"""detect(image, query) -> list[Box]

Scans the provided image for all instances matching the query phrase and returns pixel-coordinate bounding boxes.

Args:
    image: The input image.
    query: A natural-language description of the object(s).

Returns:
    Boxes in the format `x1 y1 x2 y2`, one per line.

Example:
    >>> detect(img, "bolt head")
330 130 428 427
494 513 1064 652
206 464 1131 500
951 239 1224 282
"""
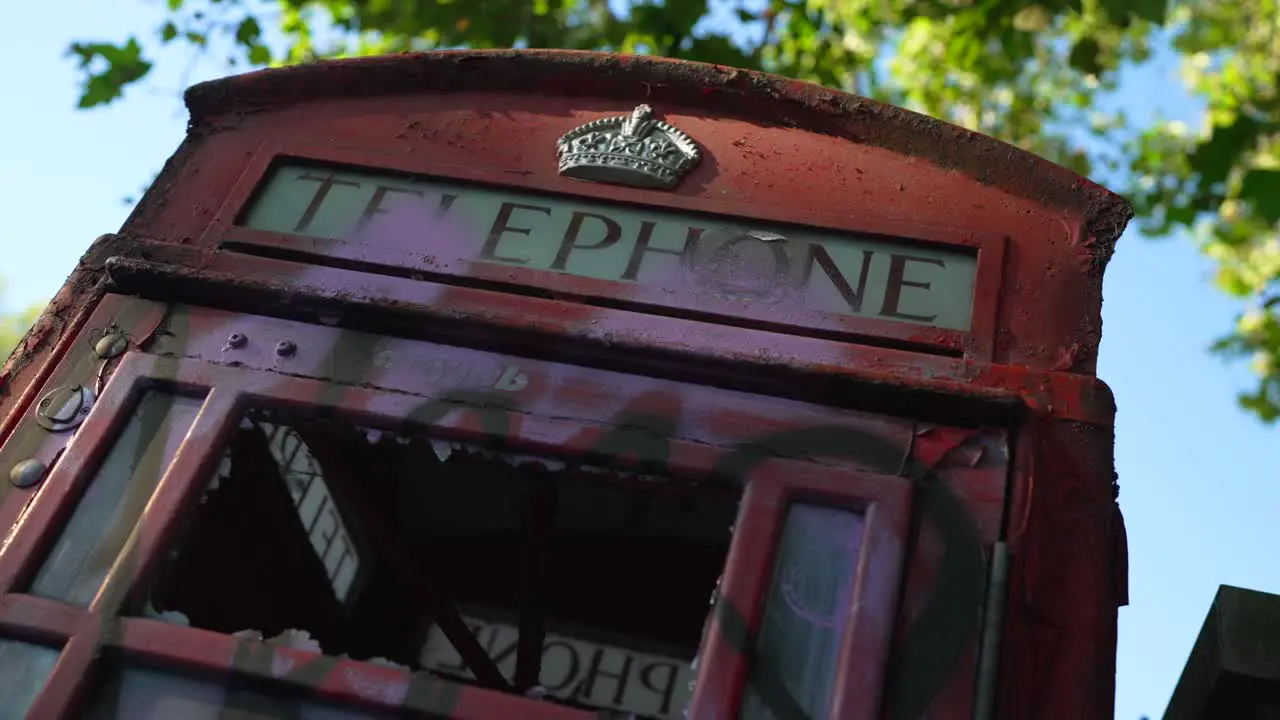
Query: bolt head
275 340 297 357
94 332 129 359
226 333 247 349
9 458 47 489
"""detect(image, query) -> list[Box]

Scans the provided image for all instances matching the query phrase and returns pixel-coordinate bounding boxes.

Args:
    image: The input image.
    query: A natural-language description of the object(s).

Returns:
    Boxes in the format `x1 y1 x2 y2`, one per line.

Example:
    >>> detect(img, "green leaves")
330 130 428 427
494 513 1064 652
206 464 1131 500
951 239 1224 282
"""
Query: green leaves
235 16 272 64
235 17 262 46
1124 0 1280 420
686 34 755 67
67 38 153 108
0 278 45 363
1100 0 1167 25
1129 0 1168 24
1012 5 1054 32
1190 115 1263 187
248 44 272 64
1240 170 1280 225
657 0 707 40
1216 304 1280 422
1069 37 1103 75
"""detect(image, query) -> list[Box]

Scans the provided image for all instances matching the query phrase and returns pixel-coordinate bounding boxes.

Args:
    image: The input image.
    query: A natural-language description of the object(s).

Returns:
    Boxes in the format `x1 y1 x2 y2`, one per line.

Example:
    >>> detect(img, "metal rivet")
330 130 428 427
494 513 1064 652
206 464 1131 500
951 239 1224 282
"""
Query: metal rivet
275 340 297 357
94 332 129 359
35 384 96 432
226 333 248 349
9 458 47 489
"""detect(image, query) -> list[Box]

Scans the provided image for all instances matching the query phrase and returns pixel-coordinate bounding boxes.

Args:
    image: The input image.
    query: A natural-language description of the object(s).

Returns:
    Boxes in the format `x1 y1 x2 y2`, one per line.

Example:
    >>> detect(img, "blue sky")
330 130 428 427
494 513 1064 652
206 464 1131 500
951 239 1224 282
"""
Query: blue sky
3 2 1278 718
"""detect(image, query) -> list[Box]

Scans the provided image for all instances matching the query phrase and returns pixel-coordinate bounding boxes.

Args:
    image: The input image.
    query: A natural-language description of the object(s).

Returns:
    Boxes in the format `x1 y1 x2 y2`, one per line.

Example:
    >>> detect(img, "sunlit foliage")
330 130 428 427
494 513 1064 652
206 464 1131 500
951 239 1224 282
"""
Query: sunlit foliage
0 280 43 364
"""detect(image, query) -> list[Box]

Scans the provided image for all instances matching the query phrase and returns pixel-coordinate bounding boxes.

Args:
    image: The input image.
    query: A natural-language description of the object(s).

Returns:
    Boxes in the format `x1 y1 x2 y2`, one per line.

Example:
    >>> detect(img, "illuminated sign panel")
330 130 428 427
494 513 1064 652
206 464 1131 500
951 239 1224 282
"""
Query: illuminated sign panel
240 164 978 331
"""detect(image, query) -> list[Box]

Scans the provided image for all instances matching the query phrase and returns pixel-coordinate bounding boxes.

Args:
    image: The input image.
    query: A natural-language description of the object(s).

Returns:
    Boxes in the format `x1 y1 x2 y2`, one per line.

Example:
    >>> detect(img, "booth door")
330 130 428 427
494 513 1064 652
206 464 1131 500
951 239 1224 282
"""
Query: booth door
0 298 1006 720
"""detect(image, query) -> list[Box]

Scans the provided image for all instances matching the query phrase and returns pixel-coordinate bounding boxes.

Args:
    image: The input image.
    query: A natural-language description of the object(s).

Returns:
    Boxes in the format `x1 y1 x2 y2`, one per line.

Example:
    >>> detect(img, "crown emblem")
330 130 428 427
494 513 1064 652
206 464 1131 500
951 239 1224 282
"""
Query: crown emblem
557 105 701 190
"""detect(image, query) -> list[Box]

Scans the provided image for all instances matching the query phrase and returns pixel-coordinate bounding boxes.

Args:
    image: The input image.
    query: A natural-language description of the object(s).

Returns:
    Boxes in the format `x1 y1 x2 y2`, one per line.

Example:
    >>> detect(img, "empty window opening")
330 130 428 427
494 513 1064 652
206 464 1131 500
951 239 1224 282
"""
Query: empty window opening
139 408 739 719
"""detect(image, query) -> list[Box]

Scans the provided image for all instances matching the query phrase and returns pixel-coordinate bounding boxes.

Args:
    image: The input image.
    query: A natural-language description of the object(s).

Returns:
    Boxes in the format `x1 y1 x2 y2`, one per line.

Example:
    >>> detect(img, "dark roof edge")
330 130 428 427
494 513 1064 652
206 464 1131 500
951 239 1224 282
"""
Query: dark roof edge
185 49 1134 249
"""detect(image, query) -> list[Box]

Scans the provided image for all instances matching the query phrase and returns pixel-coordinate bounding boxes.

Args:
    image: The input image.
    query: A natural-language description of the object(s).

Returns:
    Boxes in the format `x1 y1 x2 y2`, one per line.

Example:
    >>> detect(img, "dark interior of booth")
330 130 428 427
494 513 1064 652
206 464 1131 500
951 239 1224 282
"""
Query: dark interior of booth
137 407 739 716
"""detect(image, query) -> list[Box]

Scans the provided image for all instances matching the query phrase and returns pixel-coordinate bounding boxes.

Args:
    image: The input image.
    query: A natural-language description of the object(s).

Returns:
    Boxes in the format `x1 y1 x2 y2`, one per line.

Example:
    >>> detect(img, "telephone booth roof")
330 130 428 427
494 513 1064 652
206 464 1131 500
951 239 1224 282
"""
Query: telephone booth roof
185 49 1133 239
128 49 1136 382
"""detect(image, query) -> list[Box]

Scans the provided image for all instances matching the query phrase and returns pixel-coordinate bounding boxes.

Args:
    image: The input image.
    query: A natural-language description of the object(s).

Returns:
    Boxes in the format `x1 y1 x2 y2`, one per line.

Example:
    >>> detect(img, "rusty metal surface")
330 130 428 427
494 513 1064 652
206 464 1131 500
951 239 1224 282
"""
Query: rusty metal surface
996 416 1125 720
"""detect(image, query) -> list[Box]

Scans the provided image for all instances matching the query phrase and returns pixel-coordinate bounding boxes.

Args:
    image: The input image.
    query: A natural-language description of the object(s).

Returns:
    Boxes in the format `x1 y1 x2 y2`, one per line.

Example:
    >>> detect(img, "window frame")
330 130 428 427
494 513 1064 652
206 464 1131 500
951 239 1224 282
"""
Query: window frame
687 460 909 719
0 350 912 719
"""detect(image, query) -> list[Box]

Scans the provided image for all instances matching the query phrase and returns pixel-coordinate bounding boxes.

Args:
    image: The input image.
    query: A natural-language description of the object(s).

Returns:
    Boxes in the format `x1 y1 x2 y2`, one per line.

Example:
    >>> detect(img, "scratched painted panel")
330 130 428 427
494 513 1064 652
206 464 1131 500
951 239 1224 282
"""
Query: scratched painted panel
82 665 390 719
29 391 206 605
147 305 922 479
0 638 59 720
742 505 865 720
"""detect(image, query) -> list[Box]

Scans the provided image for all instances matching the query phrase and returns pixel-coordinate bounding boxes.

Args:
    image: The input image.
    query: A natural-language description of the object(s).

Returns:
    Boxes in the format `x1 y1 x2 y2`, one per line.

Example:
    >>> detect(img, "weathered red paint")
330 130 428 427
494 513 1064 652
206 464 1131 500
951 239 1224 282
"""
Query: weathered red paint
0 50 1129 720
98 240 1116 424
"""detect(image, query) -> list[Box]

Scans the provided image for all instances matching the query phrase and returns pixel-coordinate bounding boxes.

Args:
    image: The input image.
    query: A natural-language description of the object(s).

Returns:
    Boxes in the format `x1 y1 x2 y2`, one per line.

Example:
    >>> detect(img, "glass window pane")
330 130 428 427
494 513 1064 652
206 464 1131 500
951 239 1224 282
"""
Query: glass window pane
30 391 206 605
742 504 866 720
0 638 60 720
83 665 392 719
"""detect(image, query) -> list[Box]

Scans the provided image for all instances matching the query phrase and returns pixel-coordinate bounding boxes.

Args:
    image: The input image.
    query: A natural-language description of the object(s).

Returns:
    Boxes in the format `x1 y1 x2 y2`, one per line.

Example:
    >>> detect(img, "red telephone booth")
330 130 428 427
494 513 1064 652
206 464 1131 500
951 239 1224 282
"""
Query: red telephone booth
0 51 1130 720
